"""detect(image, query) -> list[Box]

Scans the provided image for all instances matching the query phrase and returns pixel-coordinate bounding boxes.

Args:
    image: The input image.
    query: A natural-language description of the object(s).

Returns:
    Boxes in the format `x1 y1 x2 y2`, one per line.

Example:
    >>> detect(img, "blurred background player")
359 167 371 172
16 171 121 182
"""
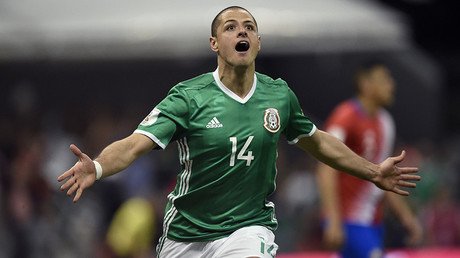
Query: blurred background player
316 60 423 258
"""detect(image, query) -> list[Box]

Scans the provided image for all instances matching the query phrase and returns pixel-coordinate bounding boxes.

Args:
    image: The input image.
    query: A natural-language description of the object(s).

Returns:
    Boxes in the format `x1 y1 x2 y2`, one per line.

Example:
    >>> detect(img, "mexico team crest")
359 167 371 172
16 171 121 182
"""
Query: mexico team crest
263 108 280 133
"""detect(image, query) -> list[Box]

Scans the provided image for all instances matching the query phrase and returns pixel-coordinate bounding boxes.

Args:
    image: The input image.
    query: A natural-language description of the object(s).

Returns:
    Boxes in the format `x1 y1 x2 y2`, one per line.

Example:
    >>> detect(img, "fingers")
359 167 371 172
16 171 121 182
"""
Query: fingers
60 173 76 190
397 180 417 188
396 169 420 190
57 168 74 182
69 144 83 159
392 187 409 196
399 167 421 185
67 181 79 196
395 172 420 195
57 144 83 182
74 187 83 203
62 176 85 203
400 173 421 181
399 166 419 175
393 150 406 164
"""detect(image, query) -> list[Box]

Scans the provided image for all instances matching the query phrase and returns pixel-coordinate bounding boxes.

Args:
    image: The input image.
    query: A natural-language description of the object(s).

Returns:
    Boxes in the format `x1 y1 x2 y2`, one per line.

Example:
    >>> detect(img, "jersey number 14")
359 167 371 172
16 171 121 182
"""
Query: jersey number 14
229 136 254 166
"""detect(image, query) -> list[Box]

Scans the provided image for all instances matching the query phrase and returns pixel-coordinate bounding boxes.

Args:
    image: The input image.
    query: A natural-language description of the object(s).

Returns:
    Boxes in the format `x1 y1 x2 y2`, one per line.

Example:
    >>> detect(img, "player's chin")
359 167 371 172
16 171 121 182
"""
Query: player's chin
384 98 394 106
235 53 256 64
380 96 394 106
232 60 254 69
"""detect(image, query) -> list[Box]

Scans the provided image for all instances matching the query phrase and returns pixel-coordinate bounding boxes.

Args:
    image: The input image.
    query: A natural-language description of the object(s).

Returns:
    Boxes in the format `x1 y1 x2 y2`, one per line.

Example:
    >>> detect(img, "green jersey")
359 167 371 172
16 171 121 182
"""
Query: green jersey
135 69 316 243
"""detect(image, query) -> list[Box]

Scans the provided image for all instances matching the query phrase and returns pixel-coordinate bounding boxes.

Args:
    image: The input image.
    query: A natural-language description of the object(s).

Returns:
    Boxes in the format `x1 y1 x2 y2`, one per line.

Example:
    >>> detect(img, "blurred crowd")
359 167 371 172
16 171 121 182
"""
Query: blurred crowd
1 84 460 258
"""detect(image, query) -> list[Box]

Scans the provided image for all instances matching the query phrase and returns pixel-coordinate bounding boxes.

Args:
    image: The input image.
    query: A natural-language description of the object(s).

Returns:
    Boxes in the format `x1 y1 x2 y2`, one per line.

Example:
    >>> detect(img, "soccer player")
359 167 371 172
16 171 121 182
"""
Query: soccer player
58 6 420 258
316 61 423 258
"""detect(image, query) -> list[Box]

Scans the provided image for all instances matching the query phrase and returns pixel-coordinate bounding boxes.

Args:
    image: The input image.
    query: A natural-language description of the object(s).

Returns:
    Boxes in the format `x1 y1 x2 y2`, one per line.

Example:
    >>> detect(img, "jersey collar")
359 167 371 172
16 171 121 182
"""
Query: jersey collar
212 68 257 104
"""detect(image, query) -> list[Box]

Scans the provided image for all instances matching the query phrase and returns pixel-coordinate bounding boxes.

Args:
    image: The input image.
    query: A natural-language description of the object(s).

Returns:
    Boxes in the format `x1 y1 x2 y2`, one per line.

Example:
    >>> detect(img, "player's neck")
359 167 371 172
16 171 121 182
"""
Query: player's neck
357 96 380 116
217 65 255 98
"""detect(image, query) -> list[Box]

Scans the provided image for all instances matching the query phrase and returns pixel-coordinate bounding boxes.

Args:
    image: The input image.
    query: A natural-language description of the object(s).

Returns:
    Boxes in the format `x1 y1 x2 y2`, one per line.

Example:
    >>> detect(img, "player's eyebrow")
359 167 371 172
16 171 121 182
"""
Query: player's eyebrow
223 19 256 26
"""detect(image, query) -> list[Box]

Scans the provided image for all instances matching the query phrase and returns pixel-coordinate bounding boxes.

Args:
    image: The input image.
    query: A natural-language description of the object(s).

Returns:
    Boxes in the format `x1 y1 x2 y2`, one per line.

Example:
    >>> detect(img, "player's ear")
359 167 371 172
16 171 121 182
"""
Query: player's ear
210 37 218 52
257 35 261 51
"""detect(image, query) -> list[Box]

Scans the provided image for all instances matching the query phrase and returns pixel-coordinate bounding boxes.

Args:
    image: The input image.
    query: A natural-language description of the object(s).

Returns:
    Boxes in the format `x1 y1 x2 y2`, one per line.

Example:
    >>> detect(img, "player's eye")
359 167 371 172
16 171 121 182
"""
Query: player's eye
226 25 235 31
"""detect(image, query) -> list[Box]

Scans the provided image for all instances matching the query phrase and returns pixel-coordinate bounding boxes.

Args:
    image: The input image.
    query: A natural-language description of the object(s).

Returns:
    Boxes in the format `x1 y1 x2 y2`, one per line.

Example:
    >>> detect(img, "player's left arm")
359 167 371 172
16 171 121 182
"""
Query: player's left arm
385 192 423 246
296 129 420 196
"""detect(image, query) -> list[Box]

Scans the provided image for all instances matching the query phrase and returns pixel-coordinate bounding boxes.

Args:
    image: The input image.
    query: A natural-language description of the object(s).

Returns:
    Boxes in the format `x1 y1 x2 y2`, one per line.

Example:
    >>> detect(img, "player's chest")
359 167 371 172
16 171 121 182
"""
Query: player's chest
187 96 288 143
348 120 384 158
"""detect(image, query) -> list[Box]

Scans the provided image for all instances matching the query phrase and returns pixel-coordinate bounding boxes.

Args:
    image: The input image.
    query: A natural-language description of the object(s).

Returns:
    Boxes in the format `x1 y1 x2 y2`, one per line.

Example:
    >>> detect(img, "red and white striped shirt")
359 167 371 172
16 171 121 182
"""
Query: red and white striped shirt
325 99 395 225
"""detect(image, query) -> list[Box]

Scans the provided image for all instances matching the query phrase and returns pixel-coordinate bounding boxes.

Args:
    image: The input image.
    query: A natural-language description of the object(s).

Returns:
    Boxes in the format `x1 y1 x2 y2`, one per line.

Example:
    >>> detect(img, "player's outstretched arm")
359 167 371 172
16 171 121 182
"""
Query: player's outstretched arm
296 129 420 196
57 133 156 202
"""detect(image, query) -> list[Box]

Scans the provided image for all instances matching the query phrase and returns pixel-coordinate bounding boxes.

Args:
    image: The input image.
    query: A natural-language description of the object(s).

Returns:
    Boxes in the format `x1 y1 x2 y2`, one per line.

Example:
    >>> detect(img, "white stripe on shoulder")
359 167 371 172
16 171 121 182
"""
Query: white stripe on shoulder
133 129 166 149
287 125 317 145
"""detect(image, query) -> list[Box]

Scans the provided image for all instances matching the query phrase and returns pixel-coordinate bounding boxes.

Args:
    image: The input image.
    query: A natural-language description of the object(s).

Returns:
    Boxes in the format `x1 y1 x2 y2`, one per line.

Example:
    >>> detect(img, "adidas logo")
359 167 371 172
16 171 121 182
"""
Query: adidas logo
206 117 223 128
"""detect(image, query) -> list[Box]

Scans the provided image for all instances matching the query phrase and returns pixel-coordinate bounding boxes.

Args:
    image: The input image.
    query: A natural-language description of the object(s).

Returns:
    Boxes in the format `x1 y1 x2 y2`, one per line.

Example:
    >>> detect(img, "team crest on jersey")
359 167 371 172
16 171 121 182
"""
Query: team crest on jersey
263 108 280 133
140 108 160 126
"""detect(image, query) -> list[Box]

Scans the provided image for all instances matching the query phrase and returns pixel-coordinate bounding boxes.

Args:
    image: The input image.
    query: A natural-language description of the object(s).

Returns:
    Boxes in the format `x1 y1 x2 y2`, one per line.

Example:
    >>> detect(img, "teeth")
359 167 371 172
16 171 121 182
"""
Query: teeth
235 41 250 52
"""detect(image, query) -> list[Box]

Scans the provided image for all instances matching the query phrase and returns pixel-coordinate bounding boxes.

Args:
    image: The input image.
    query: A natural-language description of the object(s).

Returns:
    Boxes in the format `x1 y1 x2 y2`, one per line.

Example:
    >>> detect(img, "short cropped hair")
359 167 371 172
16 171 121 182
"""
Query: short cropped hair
211 6 258 37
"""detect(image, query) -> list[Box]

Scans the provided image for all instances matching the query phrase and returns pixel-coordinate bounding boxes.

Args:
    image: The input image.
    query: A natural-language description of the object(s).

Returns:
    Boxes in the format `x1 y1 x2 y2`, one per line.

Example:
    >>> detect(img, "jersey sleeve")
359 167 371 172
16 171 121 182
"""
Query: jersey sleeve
134 85 189 149
284 88 317 144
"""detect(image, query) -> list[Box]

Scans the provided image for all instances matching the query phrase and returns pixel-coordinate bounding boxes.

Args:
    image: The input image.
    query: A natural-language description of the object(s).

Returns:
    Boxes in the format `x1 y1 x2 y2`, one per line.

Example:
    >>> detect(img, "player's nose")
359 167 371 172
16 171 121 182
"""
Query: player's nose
238 30 248 37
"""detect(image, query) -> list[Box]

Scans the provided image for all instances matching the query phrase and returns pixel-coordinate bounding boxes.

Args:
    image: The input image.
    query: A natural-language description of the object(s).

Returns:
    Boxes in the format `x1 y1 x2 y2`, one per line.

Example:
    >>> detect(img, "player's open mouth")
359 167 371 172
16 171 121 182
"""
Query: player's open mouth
235 41 250 52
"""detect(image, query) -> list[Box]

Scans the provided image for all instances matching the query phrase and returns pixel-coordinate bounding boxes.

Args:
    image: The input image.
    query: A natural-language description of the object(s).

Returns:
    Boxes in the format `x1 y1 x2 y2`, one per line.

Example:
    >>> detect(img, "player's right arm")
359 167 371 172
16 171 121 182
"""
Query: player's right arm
57 133 156 202
316 162 344 250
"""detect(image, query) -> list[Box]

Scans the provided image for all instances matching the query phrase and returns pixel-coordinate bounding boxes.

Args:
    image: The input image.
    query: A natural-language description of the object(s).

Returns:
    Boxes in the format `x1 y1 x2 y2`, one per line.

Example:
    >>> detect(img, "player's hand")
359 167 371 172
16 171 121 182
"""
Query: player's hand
373 150 420 196
323 221 344 250
404 218 424 247
57 144 96 202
